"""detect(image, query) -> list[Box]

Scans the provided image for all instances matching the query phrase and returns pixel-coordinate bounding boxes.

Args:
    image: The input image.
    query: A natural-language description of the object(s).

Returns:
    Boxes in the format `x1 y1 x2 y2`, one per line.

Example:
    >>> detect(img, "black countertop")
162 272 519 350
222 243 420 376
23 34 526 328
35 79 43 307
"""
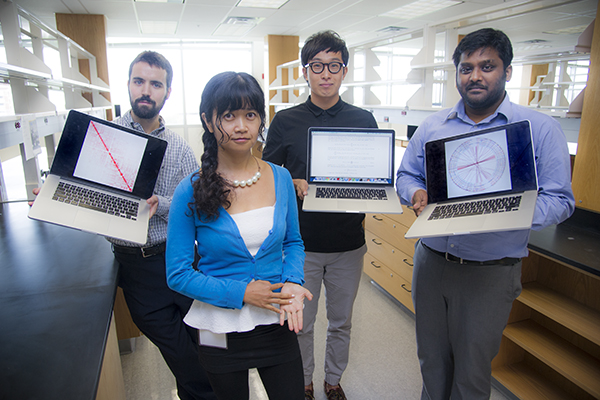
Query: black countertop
0 202 118 400
528 207 600 277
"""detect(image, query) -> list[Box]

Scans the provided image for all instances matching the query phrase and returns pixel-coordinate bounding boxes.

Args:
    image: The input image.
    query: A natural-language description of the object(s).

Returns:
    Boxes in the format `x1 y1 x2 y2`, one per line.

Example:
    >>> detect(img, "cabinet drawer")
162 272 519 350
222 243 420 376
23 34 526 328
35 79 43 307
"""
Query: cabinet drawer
366 214 417 256
383 206 417 227
365 230 414 283
364 253 414 313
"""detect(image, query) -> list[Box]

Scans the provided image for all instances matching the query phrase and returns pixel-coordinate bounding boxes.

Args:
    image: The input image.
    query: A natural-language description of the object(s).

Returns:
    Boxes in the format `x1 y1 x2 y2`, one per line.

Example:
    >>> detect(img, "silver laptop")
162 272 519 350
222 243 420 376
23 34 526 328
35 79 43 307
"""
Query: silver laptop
29 110 167 244
302 127 403 214
405 120 538 239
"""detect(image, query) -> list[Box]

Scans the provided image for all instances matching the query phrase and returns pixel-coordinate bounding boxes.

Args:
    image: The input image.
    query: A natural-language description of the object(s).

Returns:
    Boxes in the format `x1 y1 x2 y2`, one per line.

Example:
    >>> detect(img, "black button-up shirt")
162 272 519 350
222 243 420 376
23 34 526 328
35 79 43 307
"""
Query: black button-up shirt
263 97 378 253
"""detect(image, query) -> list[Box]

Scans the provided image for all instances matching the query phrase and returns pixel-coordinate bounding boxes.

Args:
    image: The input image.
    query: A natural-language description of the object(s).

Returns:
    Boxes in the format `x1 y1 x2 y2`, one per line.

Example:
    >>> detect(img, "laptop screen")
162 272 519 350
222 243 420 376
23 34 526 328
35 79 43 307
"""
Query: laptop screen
50 110 167 199
74 120 148 193
425 120 538 203
308 128 395 185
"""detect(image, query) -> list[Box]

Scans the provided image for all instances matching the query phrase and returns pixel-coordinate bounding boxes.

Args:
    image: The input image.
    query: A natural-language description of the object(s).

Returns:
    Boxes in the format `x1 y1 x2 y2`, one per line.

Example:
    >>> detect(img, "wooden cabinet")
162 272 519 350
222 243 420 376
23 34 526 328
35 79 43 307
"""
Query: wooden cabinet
365 206 600 399
491 213 600 400
363 207 417 313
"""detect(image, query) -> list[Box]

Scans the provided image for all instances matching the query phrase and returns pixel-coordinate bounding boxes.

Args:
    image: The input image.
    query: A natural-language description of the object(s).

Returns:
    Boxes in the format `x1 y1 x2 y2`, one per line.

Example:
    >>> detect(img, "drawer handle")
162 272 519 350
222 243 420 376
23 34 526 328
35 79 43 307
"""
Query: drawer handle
371 238 383 245
370 261 381 269
372 215 383 221
401 284 412 293
403 258 413 267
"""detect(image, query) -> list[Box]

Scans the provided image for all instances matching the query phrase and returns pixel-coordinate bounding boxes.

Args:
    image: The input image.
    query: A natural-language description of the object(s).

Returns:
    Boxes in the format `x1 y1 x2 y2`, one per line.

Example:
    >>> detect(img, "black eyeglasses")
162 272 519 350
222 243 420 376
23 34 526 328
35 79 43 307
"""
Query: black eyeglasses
304 61 345 74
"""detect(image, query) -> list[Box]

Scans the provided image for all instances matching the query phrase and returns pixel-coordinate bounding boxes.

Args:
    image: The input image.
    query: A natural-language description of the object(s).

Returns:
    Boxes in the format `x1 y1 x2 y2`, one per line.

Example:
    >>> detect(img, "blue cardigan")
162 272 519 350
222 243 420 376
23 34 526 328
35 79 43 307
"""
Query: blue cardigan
166 162 305 310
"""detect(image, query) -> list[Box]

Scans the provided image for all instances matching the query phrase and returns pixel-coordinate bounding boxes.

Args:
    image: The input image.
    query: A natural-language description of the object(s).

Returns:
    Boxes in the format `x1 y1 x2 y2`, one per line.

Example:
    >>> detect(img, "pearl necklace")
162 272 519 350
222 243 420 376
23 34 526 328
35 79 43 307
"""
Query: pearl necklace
229 158 262 188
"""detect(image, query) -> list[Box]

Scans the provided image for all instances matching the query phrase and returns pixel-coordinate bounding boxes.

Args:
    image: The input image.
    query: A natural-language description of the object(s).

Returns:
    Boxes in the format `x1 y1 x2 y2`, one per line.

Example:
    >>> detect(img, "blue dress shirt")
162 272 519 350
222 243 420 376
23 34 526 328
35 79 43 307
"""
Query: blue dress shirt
396 95 575 261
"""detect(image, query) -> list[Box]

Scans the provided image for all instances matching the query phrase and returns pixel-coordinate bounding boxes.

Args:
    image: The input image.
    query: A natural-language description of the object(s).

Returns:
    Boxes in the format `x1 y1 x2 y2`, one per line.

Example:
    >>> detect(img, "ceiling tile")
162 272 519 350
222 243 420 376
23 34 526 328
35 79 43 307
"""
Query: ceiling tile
134 2 185 20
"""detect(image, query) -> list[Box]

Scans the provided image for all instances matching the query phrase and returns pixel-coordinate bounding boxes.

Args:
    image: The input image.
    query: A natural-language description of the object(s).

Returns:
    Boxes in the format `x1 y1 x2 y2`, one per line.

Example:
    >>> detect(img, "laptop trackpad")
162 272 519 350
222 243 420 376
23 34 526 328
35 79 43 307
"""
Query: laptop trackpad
74 211 109 233
341 200 367 212
448 217 485 232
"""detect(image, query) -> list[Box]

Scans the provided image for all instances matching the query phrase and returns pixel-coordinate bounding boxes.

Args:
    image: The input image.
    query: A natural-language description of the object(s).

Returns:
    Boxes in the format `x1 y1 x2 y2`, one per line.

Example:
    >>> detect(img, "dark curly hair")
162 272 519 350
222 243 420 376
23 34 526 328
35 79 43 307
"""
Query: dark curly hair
190 72 266 221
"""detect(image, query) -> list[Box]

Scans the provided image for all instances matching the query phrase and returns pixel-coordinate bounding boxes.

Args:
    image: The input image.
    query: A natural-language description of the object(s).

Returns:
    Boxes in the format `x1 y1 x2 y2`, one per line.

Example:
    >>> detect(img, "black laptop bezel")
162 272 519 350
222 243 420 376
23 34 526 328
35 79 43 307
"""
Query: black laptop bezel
306 127 396 187
50 110 168 199
424 120 538 204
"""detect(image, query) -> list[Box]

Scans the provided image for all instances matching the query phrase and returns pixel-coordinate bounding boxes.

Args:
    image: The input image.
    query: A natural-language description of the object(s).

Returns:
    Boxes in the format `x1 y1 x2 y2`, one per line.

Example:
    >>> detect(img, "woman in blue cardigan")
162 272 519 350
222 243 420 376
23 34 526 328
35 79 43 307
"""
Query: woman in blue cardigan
166 71 312 400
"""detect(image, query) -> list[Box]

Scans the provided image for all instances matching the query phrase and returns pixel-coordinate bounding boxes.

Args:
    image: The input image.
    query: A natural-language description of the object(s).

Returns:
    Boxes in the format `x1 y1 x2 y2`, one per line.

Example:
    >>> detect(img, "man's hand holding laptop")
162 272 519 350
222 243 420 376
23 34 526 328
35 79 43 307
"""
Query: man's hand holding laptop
411 189 428 217
293 179 309 200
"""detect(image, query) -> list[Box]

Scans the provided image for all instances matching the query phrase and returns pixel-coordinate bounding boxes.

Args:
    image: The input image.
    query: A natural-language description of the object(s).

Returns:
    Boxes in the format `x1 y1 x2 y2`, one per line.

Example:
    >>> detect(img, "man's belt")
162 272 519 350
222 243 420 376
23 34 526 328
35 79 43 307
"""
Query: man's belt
113 242 166 258
421 242 520 266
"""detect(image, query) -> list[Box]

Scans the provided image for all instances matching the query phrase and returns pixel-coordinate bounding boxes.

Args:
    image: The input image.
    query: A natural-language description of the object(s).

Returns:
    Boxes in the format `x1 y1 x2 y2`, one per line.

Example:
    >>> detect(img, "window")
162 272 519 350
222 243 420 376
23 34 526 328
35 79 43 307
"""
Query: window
107 41 253 126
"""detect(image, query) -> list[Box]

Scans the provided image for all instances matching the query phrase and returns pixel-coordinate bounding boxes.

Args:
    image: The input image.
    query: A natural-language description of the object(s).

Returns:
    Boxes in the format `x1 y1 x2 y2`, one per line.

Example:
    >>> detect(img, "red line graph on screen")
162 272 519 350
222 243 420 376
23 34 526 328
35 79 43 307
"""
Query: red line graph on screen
448 137 506 192
73 121 147 193
90 121 132 191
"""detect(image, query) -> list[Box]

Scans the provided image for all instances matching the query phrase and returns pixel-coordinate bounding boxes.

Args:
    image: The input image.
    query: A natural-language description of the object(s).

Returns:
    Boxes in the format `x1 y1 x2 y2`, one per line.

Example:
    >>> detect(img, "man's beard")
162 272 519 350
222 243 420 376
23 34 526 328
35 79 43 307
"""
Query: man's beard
130 95 165 119
458 74 507 111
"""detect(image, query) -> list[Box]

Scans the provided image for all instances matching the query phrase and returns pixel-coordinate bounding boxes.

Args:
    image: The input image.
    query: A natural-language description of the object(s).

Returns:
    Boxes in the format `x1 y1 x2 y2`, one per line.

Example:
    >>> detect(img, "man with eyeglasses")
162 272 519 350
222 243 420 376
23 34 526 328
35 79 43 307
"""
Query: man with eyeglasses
263 30 378 400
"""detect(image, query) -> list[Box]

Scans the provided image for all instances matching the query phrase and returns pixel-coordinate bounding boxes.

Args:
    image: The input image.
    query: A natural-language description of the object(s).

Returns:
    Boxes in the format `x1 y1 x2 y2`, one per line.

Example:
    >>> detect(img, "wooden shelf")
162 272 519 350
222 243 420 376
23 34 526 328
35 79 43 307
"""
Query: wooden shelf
518 282 600 346
504 320 600 398
493 362 576 400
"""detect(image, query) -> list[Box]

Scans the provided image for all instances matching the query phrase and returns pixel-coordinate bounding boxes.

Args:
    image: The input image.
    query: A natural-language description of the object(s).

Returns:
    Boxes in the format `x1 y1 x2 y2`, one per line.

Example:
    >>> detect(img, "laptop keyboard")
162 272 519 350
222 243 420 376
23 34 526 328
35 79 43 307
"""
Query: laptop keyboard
52 182 139 220
428 195 522 220
316 187 388 200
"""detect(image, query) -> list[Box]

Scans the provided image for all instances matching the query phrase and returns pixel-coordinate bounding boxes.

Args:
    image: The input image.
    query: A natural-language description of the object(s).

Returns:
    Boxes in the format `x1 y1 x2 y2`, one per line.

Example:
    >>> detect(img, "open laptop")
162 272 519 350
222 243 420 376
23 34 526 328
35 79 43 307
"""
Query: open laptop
302 127 403 214
405 120 538 239
29 109 168 244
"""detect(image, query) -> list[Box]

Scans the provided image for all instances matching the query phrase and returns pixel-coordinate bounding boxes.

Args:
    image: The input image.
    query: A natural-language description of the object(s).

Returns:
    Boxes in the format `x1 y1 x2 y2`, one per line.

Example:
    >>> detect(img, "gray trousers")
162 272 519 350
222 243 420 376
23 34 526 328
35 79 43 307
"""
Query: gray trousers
297 245 367 386
413 240 522 400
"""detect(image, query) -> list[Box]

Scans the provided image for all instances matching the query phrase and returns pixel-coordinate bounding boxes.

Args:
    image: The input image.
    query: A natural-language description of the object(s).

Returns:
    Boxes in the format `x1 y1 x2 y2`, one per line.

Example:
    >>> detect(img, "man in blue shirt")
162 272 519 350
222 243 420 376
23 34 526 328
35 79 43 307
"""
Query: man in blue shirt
396 28 574 400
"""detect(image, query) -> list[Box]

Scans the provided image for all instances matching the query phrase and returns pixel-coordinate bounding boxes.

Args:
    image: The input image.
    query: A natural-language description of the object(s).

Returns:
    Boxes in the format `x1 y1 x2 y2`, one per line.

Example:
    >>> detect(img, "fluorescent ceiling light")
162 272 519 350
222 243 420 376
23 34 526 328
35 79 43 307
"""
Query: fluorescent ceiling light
382 0 462 20
213 16 263 37
134 0 184 3
140 21 178 34
236 0 289 9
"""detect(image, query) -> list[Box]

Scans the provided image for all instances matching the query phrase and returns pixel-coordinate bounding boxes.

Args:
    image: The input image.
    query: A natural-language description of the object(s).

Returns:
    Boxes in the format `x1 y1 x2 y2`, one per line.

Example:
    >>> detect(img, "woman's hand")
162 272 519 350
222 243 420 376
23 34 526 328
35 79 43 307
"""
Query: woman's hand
243 280 293 314
280 282 313 333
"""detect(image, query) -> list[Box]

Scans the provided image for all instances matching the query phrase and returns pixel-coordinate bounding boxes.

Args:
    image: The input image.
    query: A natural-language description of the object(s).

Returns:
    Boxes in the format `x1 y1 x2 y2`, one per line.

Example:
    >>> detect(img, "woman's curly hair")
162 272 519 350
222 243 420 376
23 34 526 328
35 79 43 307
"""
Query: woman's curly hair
189 72 266 221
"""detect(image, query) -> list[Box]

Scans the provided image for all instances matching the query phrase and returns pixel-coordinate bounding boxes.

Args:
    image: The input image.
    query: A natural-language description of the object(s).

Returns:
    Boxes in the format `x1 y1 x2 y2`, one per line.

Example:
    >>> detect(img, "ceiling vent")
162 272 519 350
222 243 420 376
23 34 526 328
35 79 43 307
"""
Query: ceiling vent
213 17 263 37
377 26 407 34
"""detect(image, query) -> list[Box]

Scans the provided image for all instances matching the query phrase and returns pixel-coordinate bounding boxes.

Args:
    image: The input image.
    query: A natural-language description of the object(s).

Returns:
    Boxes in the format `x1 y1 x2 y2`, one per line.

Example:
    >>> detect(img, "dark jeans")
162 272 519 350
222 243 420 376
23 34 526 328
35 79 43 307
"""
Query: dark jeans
114 248 216 400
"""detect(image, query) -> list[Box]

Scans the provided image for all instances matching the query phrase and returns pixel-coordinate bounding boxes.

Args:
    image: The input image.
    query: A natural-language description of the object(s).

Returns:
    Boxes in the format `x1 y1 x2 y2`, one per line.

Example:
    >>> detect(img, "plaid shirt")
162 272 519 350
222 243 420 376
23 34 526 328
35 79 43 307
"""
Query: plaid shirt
108 111 199 247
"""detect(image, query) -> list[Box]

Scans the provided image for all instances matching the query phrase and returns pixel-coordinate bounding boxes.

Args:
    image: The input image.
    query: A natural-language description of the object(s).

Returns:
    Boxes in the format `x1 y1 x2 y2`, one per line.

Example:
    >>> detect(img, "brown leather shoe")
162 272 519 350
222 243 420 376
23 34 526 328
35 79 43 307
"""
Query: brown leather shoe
324 381 347 400
305 382 315 400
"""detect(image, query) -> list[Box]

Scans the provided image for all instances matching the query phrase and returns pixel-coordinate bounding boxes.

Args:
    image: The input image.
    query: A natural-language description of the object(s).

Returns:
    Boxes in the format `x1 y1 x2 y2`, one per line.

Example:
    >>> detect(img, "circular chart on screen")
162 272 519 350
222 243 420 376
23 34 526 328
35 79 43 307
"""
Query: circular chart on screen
447 137 506 193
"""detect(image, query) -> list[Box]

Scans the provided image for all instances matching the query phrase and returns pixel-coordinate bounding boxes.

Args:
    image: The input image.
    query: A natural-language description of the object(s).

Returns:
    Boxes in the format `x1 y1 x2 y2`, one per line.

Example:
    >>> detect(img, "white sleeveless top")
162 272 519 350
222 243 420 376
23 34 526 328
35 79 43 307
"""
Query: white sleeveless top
183 205 281 334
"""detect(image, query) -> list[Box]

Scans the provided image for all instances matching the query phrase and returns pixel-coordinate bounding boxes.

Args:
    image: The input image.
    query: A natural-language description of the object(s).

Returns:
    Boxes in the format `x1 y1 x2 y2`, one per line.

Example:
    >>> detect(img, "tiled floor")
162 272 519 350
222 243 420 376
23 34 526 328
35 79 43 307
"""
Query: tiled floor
120 271 511 400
